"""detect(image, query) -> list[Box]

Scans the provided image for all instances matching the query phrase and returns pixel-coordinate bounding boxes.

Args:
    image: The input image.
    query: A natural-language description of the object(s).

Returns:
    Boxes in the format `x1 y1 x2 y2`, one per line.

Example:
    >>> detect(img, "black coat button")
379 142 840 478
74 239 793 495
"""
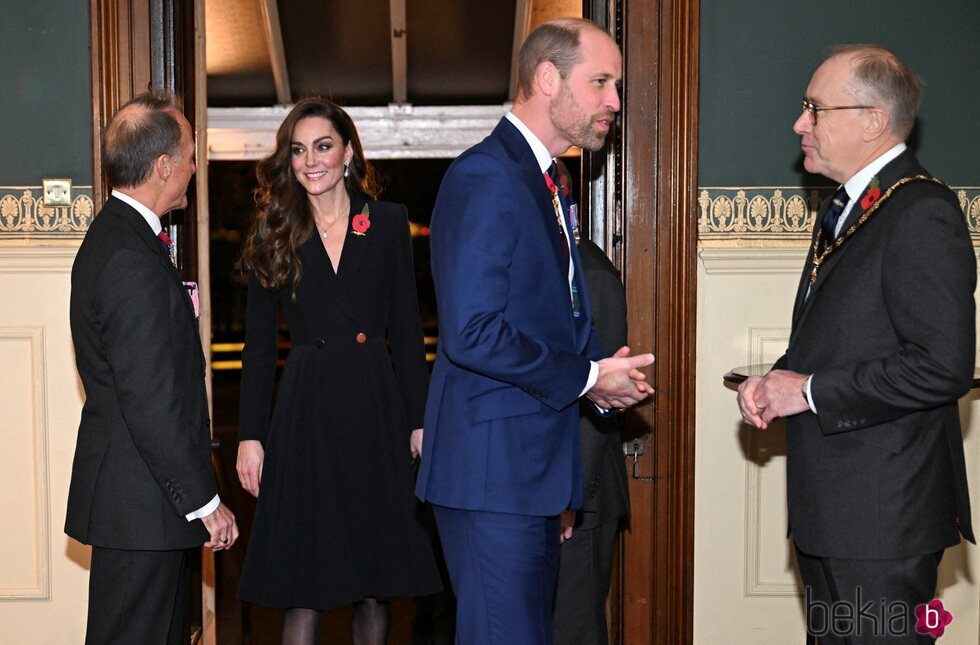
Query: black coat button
315 339 325 349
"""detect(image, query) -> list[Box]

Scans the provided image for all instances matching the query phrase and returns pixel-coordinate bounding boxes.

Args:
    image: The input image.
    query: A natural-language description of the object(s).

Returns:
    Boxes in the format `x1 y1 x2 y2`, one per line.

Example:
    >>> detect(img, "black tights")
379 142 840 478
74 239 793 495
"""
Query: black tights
281 598 390 645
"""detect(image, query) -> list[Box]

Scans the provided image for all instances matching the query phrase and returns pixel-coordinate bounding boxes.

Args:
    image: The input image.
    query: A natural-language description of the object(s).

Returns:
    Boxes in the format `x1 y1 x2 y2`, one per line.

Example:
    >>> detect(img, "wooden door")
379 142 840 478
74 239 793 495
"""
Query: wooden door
582 1 699 642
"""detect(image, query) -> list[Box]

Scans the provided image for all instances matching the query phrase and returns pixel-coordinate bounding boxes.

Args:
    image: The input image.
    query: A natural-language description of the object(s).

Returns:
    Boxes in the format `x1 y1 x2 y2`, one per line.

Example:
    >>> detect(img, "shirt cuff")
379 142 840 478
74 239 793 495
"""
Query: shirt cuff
805 375 817 414
580 361 600 398
185 494 220 522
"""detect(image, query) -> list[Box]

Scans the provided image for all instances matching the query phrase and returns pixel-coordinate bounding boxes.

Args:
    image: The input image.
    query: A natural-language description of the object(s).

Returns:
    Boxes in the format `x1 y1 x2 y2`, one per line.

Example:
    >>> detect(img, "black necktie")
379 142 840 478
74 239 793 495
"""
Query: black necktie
820 186 849 242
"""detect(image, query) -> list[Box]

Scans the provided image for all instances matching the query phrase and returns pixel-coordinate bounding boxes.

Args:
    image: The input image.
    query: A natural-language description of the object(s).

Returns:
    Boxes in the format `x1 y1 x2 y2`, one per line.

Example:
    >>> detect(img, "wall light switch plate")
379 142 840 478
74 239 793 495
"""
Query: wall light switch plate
43 179 72 207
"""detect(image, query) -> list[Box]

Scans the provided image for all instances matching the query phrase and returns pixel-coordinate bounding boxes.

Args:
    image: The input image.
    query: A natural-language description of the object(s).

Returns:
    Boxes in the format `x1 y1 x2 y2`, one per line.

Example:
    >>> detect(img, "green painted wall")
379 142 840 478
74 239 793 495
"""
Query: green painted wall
699 0 980 187
0 0 93 185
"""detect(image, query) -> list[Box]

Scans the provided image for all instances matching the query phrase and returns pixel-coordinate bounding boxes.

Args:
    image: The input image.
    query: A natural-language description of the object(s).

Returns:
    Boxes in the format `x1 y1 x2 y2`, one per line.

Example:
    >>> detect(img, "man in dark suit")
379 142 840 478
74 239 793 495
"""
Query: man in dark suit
416 18 653 645
737 46 975 643
66 93 238 644
553 236 631 645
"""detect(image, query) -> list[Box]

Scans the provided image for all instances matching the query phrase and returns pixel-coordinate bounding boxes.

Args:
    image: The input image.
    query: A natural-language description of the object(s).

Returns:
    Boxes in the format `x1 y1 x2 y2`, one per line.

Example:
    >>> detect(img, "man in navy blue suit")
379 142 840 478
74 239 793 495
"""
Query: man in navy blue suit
416 18 654 644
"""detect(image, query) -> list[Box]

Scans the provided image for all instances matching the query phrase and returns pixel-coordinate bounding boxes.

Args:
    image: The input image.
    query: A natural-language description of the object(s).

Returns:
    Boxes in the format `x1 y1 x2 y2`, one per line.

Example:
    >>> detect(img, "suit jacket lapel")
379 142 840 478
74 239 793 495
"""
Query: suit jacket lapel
792 150 921 335
494 119 590 344
108 197 196 320
337 194 370 283
299 226 361 326
495 120 571 275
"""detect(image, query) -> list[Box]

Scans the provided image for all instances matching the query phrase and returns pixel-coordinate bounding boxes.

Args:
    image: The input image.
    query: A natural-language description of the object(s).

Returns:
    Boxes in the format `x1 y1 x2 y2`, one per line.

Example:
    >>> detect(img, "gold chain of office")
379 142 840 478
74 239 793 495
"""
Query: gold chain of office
809 175 949 285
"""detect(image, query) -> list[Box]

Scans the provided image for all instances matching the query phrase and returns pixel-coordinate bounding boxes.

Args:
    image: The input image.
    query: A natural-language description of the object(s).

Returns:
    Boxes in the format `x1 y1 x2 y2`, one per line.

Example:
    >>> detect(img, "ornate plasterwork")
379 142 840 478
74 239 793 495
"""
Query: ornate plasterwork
698 186 980 247
0 187 94 237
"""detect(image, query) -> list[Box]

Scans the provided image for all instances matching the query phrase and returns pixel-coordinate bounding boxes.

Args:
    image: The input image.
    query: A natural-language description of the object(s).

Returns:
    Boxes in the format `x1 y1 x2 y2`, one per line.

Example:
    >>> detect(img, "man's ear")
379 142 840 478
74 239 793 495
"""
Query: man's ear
536 61 561 98
155 154 172 182
864 108 891 141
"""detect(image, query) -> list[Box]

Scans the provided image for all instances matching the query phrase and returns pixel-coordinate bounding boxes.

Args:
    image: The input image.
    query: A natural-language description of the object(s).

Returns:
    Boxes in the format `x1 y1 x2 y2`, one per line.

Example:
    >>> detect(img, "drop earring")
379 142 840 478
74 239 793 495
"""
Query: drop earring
343 163 350 178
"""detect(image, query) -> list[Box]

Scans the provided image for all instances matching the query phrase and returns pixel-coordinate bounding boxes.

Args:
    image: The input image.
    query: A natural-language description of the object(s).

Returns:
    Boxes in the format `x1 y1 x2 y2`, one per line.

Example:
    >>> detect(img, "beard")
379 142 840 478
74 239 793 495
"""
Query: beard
549 84 610 152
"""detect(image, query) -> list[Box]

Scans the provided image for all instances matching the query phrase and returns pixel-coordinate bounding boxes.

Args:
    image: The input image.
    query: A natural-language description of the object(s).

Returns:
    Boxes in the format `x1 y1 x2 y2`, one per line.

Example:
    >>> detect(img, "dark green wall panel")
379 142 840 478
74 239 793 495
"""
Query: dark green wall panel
0 0 93 185
699 0 980 187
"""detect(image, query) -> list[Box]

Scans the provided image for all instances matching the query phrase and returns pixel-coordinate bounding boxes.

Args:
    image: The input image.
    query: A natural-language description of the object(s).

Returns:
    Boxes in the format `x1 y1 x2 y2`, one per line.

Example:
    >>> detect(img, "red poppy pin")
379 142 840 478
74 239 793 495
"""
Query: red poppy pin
860 176 881 210
351 204 371 236
560 176 570 197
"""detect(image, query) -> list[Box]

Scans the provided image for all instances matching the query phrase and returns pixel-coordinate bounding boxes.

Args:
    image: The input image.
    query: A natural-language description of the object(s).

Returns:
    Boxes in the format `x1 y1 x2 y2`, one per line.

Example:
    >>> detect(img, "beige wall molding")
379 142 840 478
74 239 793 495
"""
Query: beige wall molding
0 245 80 273
742 326 799 597
698 186 980 246
0 326 51 600
699 247 807 275
0 187 94 237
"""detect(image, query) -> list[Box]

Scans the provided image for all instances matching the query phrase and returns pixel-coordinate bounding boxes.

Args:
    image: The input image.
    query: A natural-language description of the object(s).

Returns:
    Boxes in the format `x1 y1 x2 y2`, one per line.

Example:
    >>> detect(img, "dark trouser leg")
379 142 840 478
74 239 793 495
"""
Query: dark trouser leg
553 517 619 645
86 547 186 645
796 543 943 644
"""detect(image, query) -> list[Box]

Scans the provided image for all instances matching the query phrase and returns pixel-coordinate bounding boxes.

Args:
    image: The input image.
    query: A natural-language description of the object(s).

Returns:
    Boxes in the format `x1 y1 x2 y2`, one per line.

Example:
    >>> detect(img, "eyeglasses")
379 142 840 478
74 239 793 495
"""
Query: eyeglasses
801 98 874 126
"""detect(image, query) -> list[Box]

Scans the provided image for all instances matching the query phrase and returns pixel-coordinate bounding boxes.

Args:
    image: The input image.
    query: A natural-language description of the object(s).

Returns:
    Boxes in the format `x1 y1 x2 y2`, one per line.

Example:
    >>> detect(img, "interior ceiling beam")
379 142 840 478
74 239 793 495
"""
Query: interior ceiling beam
390 0 408 104
509 0 533 102
258 0 291 104
208 104 514 160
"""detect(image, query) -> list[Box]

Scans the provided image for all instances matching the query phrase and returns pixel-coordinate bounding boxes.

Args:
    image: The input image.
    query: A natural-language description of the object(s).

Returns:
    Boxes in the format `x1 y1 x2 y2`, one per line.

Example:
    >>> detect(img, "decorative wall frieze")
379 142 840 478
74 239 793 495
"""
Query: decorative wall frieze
698 186 980 247
0 187 94 238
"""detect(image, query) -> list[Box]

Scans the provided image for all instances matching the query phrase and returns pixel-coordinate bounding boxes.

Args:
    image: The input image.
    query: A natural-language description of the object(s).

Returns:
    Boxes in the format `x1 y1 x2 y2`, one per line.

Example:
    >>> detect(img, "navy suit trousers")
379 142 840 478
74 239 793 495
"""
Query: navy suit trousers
433 505 560 645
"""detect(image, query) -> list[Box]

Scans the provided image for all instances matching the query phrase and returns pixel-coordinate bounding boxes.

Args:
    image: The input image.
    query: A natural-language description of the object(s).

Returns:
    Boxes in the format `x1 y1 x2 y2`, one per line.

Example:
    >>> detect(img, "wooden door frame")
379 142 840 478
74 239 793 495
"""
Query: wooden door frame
584 0 699 642
621 1 698 642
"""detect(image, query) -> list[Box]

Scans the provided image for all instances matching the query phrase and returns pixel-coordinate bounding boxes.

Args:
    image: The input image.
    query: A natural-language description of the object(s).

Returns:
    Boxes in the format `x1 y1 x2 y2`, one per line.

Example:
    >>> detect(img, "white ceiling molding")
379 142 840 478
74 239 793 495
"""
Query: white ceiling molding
207 104 511 160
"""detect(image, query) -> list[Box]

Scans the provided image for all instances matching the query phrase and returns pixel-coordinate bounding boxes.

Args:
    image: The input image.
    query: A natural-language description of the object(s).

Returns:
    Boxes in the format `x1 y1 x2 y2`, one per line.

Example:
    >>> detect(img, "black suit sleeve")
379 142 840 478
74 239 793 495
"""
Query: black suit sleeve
97 249 217 516
239 274 280 443
812 191 976 432
387 205 429 430
584 247 628 356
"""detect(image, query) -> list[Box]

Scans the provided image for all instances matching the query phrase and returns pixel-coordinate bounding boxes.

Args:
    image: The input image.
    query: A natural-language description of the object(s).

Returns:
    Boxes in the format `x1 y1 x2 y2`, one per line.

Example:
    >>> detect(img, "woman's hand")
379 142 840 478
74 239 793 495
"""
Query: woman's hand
410 428 424 460
237 439 265 498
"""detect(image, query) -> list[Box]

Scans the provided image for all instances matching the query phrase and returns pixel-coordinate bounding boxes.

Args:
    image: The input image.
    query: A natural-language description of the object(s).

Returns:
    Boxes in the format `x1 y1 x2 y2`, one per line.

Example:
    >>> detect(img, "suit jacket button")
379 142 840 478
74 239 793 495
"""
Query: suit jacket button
315 339 325 349
356 332 367 344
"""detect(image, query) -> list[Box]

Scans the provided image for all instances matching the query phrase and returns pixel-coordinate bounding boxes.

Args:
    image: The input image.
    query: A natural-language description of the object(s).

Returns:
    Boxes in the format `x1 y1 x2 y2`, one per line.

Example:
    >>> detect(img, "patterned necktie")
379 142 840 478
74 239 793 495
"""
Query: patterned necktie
820 185 849 243
158 230 176 266
544 162 570 264
544 162 582 316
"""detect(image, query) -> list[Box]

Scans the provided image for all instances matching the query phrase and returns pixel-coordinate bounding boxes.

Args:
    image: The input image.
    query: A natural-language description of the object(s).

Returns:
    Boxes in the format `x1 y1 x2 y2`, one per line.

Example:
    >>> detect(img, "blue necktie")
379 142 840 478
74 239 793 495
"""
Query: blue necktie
820 186 849 242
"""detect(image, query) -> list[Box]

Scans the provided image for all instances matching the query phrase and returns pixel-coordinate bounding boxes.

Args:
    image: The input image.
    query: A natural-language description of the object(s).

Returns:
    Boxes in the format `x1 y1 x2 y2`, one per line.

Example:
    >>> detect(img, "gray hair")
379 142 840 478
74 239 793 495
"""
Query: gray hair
103 92 183 188
829 44 923 140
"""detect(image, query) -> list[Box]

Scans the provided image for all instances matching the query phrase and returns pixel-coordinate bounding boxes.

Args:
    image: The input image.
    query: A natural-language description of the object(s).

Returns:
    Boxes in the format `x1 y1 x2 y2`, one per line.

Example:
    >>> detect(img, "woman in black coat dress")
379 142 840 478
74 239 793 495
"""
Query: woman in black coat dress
236 98 441 644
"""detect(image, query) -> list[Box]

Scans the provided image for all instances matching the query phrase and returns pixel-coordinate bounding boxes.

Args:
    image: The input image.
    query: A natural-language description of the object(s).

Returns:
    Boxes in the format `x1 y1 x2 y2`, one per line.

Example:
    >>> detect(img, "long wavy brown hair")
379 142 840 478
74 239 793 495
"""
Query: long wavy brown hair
240 98 379 296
